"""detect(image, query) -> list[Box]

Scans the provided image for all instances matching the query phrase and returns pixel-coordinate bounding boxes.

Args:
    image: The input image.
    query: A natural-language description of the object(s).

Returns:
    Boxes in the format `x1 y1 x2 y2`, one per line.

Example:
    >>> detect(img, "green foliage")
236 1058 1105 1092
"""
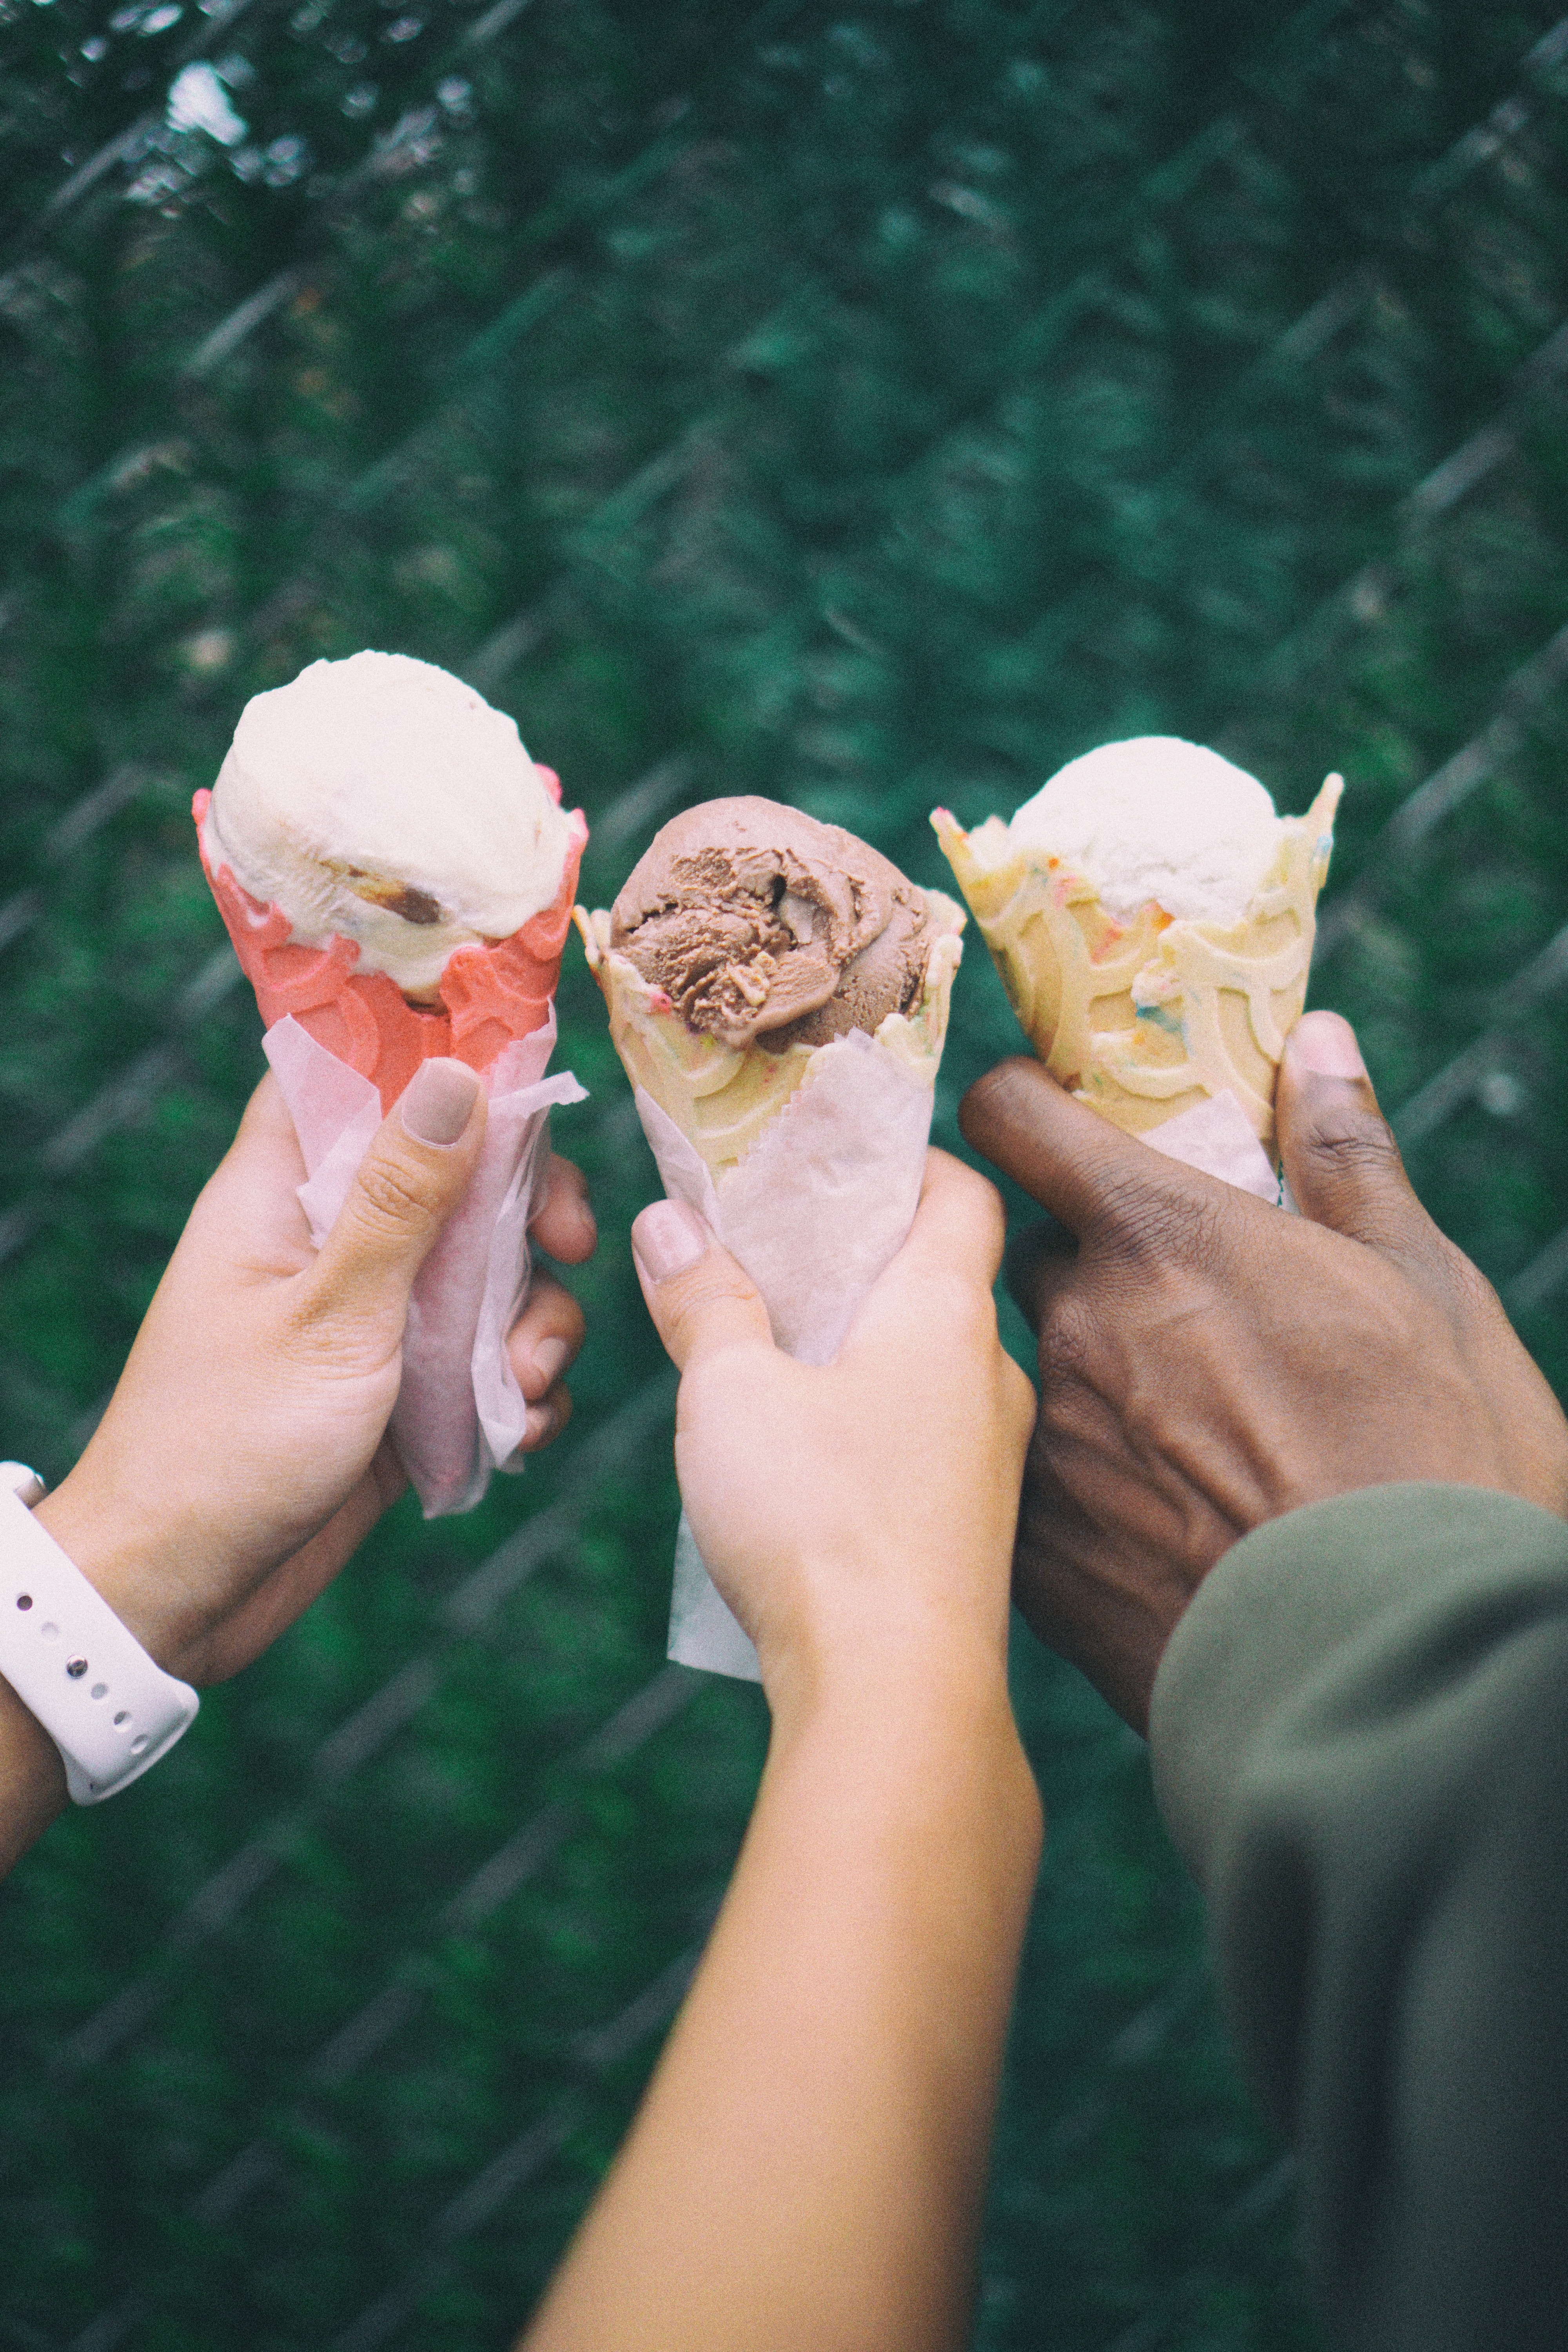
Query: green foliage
3 0 1568 2343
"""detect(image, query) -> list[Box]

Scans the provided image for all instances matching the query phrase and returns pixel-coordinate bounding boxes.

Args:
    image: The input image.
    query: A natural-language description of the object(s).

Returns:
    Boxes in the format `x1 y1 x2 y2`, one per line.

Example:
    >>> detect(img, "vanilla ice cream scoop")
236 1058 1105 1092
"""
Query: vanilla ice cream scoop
1009 736 1281 926
932 738 1340 1163
203 650 573 1000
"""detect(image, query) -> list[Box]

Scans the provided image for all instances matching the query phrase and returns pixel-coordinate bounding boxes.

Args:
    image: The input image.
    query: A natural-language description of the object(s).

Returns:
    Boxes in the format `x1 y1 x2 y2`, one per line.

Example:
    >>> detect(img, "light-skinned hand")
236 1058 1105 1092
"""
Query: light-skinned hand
33 1057 596 1687
959 1010 1568 1733
523 1149 1040 2352
628 1148 1036 1719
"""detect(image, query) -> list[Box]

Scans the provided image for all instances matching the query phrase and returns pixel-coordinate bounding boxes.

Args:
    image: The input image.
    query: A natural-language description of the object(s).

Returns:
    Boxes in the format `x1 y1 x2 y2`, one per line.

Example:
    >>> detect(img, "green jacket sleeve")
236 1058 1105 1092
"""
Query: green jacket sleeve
1148 1483 1568 2352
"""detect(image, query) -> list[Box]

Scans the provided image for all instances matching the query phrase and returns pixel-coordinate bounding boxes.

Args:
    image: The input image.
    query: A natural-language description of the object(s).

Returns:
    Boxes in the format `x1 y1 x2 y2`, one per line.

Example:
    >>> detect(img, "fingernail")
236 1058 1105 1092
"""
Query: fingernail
523 1400 557 1446
401 1058 480 1146
632 1198 708 1284
530 1336 569 1388
1290 1011 1366 1080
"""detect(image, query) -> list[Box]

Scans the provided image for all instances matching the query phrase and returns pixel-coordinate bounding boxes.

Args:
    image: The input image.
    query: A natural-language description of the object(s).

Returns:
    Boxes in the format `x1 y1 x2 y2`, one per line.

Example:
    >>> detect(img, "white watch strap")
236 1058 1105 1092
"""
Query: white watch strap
0 1463 199 1804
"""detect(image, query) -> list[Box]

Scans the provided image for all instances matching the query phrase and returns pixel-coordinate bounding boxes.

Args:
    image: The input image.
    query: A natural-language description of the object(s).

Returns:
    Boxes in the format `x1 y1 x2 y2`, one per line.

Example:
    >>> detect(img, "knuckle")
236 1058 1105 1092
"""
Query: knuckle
1436 1238 1505 1327
1087 1170 1190 1267
553 1290 588 1349
354 1153 436 1233
1304 1102 1405 1187
1163 1189 1236 1278
665 1260 759 1326
1039 1373 1096 1444
1039 1290 1095 1382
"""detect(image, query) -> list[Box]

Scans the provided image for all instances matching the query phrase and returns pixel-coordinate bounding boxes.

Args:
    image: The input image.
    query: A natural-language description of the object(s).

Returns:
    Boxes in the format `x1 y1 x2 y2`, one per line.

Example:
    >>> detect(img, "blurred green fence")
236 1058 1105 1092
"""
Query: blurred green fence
3 0 1568 2344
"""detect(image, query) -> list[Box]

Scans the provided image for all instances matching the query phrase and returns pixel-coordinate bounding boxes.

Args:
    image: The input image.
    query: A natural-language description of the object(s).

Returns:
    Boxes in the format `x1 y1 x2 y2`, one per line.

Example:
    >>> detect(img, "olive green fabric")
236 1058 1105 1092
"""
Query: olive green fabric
1151 1483 1568 2350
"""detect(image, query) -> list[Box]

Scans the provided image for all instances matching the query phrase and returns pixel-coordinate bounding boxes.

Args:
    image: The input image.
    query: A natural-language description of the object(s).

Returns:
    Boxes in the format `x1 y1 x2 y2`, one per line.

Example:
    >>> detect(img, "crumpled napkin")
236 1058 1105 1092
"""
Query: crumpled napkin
633 1029 938 1684
264 1011 586 1517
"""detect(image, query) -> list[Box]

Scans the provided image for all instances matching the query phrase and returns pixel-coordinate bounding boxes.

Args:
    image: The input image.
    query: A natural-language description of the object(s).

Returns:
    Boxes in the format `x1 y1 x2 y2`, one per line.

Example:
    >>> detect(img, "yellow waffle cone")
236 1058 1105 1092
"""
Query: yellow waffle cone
933 775 1341 1156
575 894 965 1183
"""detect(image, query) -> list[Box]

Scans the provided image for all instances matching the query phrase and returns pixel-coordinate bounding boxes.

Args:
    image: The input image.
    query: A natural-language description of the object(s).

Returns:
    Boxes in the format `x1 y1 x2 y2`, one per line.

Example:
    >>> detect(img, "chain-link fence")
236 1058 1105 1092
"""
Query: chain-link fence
3 1 1567 2345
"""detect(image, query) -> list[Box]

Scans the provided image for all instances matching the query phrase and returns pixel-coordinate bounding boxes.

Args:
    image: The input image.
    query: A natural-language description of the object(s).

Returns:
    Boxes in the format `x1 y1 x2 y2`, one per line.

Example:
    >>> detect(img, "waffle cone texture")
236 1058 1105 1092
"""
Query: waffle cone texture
933 775 1341 1156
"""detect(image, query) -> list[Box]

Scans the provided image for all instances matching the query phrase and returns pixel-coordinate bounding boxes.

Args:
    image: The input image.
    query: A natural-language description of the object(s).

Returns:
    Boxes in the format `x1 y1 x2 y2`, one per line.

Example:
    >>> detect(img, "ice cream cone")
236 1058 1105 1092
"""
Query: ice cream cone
197 779 588 1112
933 774 1340 1155
574 892 965 1183
192 654 590 1523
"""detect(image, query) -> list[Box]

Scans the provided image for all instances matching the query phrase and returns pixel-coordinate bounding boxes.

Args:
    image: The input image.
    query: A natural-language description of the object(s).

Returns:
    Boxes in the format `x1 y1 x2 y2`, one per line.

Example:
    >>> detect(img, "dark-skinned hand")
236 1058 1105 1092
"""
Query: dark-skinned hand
960 1010 1568 1733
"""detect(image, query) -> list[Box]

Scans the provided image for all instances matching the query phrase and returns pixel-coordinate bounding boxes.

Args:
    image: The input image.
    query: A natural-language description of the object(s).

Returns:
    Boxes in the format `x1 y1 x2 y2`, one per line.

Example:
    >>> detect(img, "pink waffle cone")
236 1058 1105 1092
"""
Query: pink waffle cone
192 773 589 1517
194 775 586 1109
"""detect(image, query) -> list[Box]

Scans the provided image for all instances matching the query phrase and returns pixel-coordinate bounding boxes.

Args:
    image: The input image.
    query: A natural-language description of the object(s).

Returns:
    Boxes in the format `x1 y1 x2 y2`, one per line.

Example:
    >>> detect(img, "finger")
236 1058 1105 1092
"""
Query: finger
227 1068 302 1159
1004 1214 1077 1332
960 1056 1212 1247
185 1072 316 1276
530 1152 597 1265
507 1381 575 1460
303 1059 486 1327
505 1269 586 1402
630 1197 773 1374
880 1147 1011 1296
1278 1014 1444 1265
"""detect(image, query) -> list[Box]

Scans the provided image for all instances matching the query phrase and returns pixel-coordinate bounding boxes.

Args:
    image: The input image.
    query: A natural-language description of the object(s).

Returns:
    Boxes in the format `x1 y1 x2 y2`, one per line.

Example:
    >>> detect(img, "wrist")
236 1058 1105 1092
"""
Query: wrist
0 1465 200 1812
33 1470 197 1679
763 1633 1044 1906
763 1588 1034 1800
758 1561 1012 1724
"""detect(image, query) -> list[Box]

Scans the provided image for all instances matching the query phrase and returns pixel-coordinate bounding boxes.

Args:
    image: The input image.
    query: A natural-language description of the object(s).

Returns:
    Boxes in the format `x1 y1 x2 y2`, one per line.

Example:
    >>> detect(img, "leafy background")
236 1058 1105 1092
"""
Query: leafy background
3 0 1568 2345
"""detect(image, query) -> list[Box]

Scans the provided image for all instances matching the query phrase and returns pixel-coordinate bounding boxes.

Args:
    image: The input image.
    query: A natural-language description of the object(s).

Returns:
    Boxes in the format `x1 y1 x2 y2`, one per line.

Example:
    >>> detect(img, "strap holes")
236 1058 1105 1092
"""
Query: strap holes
15 1594 32 1611
90 1683 108 1700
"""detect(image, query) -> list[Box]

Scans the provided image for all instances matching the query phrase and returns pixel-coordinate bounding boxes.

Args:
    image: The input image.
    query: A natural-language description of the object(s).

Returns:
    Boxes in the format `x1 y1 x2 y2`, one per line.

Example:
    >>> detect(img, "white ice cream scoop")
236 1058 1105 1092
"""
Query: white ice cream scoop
203 650 573 999
1008 735 1281 927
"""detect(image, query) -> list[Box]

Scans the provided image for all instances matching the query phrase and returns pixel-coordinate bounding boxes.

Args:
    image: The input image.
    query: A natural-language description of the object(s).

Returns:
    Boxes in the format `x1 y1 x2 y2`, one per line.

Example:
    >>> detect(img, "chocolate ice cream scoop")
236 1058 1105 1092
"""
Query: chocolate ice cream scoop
610 796 937 1051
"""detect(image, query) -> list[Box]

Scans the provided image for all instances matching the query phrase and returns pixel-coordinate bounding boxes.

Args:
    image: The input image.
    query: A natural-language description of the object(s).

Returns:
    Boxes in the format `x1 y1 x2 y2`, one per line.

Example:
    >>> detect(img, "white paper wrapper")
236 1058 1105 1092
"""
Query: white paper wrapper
263 1013 587 1517
1140 1087 1281 1203
635 1029 938 1684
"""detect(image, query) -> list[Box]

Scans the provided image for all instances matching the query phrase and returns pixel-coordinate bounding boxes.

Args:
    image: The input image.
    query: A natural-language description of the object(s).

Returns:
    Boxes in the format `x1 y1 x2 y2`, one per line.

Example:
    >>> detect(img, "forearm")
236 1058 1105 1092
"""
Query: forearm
1151 1485 1568 2352
524 1644 1043 2352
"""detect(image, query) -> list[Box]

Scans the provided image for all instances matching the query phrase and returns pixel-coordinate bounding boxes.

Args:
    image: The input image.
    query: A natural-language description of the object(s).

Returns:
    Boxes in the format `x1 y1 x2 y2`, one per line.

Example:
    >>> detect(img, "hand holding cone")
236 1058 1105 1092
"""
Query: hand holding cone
934 741 1340 1165
579 796 964 1680
196 652 588 1517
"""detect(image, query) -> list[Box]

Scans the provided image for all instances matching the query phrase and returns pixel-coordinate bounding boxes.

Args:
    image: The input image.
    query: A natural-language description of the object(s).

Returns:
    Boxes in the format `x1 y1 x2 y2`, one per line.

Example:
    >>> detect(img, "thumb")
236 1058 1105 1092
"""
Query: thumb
630 1198 773 1373
305 1058 486 1325
1278 1013 1439 1264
